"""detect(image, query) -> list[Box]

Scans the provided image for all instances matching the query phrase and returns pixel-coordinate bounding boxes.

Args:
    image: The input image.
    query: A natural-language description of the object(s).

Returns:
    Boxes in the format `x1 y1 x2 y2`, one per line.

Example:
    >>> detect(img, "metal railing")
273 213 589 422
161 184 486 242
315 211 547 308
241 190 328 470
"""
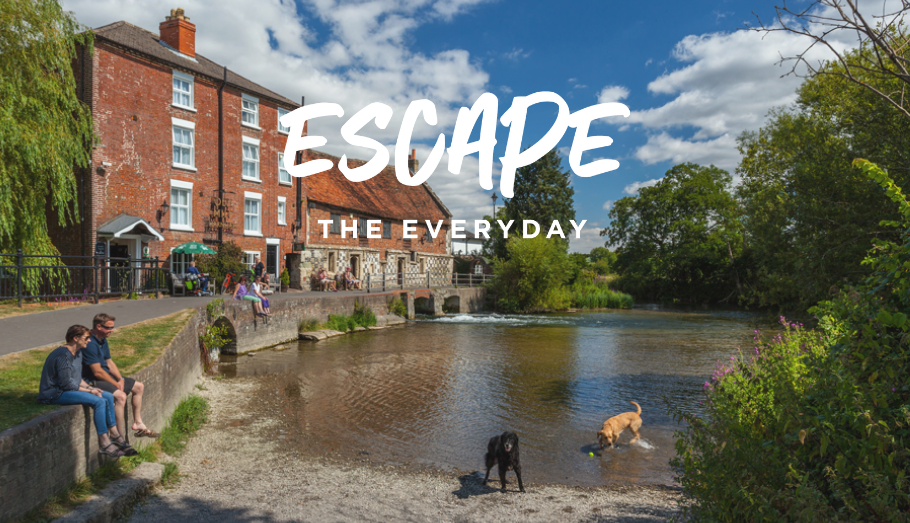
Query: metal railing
361 269 494 293
0 250 170 306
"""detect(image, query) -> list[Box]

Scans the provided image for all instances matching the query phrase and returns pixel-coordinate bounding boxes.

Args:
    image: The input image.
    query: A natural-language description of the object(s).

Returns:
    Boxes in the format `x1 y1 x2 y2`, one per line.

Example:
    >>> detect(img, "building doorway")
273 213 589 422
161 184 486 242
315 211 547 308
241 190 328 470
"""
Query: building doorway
397 258 404 285
349 255 361 279
109 244 131 293
266 243 279 281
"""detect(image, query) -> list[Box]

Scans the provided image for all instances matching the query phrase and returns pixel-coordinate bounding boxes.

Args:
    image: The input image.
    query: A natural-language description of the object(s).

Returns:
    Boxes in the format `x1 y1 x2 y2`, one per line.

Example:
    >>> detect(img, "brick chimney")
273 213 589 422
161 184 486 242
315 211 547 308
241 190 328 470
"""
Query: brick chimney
407 149 419 173
159 8 196 58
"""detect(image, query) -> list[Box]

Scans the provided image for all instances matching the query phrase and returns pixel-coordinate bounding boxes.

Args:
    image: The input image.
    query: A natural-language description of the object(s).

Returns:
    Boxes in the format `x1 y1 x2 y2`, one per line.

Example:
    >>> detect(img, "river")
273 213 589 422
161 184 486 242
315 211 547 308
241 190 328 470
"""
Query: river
219 308 755 486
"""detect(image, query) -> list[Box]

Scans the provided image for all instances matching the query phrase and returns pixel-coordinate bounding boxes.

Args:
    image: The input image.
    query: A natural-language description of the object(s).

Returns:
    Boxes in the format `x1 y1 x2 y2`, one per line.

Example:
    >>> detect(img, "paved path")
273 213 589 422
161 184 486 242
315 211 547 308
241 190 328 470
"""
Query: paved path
0 289 380 357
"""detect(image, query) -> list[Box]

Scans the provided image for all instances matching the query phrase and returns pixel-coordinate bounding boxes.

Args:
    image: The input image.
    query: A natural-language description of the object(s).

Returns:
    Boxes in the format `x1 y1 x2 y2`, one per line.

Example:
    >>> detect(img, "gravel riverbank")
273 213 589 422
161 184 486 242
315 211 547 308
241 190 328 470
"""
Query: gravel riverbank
128 377 681 522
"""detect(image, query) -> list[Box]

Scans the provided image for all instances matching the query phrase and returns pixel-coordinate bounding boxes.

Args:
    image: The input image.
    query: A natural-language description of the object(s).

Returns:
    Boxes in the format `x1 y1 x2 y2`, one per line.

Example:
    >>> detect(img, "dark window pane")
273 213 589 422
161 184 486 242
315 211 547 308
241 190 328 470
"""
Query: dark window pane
330 213 340 234
383 221 391 239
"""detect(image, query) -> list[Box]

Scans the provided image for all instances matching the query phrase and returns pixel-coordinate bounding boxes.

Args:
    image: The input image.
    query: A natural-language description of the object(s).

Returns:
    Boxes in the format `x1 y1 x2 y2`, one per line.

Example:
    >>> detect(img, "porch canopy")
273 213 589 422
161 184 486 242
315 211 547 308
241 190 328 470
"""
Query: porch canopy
96 214 164 242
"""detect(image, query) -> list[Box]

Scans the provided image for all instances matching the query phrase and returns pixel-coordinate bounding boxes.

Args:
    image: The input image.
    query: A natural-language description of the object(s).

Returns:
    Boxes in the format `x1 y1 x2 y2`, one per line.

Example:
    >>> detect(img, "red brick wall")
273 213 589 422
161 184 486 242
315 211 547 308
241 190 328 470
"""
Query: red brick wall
69 42 301 265
158 19 196 57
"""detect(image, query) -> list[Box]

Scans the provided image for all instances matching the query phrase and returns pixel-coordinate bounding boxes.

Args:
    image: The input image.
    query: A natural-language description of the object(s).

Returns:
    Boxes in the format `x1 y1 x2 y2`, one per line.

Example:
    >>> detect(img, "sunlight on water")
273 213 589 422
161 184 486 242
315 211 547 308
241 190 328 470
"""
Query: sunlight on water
222 309 756 486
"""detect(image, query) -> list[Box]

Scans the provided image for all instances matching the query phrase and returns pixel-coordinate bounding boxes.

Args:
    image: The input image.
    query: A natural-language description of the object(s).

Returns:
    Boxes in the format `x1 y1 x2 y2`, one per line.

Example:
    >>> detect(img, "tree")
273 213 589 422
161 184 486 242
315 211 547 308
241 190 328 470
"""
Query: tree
483 149 576 259
0 0 93 255
601 163 745 303
736 46 910 310
589 247 617 275
489 235 572 312
755 1 910 122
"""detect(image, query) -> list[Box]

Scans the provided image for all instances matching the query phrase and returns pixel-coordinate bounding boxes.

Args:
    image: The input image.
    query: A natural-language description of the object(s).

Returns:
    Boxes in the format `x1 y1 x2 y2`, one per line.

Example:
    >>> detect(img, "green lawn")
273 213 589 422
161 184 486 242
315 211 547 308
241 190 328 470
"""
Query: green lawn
0 309 195 431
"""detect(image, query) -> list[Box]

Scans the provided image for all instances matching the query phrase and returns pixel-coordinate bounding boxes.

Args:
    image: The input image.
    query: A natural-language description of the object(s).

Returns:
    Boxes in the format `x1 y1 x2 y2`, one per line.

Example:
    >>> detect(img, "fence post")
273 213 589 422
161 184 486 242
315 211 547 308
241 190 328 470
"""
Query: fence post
469 272 473 287
366 273 371 294
16 249 23 307
93 255 100 304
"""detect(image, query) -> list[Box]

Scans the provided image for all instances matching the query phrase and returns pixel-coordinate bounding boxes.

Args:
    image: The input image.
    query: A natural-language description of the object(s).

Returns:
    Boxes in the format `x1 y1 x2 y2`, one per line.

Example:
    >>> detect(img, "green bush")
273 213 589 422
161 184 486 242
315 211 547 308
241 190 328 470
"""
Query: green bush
673 161 910 521
490 236 572 312
569 275 633 309
352 300 377 328
299 318 320 332
323 314 357 333
280 268 290 286
387 296 407 317
195 241 245 282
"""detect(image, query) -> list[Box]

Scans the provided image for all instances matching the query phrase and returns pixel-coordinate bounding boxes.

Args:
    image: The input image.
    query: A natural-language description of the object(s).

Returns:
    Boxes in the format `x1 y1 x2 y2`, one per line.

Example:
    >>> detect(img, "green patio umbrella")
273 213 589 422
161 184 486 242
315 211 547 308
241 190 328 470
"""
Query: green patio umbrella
171 241 217 255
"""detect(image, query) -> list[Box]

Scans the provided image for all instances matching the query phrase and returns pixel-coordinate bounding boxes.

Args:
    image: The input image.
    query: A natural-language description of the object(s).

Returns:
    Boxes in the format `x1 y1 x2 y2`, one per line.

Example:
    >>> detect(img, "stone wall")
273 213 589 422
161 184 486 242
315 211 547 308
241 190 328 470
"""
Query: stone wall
0 287 487 520
0 311 205 522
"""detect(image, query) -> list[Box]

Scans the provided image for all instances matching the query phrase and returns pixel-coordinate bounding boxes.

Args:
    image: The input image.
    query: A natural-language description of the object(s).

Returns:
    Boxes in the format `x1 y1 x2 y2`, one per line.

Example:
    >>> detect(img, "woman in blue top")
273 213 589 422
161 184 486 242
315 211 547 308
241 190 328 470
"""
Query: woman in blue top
37 325 137 457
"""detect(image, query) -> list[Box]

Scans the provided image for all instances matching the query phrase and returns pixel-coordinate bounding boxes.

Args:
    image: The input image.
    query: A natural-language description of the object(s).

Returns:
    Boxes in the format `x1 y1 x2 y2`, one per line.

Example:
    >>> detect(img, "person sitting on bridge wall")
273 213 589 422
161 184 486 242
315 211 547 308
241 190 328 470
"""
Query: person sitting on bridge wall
39 324 136 457
82 313 160 439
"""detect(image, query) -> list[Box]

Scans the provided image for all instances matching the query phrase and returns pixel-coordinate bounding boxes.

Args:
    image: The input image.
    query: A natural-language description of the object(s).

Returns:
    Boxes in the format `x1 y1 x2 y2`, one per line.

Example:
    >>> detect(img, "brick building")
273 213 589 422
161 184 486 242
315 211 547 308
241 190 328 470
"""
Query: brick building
300 149 453 289
50 8 453 289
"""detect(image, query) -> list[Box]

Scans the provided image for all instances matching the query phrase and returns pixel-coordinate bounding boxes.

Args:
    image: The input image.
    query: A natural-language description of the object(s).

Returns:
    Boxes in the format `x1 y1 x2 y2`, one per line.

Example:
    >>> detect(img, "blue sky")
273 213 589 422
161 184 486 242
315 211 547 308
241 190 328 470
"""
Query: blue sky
64 0 846 252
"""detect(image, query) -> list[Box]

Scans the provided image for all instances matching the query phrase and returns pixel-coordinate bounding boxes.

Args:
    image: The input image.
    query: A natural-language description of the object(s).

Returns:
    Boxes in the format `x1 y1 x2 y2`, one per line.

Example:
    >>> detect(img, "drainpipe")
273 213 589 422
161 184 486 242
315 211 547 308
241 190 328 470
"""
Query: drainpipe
297 96 304 246
217 66 227 243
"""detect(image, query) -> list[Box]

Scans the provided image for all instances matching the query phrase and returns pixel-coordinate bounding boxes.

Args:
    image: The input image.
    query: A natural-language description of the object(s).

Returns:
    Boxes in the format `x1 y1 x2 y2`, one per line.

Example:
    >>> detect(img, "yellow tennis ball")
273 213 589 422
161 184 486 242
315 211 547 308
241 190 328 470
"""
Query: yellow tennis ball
589 452 594 457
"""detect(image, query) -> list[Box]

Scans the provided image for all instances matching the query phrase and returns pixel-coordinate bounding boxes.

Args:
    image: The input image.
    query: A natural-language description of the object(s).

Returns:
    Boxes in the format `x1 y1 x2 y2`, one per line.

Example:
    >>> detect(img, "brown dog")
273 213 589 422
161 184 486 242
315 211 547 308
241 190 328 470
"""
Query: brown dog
597 401 642 449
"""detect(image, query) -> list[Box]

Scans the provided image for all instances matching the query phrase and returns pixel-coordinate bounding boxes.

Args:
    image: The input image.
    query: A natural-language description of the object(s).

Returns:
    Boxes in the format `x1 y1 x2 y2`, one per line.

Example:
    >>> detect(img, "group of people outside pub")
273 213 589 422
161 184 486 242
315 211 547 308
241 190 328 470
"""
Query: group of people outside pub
314 266 362 292
37 314 159 458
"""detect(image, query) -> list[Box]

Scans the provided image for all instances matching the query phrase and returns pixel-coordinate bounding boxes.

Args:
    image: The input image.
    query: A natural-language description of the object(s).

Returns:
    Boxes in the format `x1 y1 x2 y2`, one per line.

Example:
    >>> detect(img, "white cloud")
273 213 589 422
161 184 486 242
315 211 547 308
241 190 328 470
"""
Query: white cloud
623 178 661 195
597 85 630 103
568 221 607 253
502 47 531 61
626 21 852 171
602 200 613 211
62 0 498 223
500 85 513 94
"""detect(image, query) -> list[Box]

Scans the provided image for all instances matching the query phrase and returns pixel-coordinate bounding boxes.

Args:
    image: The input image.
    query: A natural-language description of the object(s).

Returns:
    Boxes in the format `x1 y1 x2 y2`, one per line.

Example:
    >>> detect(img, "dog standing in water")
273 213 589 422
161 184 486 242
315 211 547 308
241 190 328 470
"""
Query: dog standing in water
597 401 643 449
483 431 525 493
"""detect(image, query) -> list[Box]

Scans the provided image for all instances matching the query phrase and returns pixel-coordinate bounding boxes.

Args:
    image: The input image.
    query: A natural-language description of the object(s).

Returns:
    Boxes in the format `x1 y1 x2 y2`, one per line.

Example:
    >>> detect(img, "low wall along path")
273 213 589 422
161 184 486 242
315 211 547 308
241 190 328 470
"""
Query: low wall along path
0 287 486 521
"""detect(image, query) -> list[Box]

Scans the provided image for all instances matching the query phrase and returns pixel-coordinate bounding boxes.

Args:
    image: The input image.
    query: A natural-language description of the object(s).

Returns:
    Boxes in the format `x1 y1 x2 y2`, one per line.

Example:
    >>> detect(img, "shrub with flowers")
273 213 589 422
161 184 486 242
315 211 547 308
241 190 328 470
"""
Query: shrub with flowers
672 160 910 522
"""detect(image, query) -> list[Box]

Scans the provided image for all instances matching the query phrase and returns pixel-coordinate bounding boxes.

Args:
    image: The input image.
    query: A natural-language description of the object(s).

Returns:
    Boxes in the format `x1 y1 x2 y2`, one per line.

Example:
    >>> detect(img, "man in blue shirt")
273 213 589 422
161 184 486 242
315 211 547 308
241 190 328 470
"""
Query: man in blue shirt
186 260 208 294
82 313 159 438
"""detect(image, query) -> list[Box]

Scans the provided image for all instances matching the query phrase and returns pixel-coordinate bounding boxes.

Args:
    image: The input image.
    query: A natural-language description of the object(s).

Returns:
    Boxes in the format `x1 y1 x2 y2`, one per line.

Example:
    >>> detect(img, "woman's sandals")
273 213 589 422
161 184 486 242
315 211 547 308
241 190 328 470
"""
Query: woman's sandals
110 434 140 456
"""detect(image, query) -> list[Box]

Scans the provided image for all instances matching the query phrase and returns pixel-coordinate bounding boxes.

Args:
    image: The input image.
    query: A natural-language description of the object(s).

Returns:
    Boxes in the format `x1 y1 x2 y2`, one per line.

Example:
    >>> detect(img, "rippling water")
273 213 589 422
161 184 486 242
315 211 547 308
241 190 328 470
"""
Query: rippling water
220 309 755 486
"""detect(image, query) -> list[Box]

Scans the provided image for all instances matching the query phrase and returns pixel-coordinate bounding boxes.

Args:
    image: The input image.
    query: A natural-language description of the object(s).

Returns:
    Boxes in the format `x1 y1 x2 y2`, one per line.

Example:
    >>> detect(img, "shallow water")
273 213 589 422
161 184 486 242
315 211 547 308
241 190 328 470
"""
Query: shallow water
220 309 755 486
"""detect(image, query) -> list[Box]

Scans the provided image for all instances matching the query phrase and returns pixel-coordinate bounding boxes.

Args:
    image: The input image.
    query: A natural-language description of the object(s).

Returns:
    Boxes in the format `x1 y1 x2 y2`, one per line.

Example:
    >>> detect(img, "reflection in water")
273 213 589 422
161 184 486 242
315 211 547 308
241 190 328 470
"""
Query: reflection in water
222 309 754 486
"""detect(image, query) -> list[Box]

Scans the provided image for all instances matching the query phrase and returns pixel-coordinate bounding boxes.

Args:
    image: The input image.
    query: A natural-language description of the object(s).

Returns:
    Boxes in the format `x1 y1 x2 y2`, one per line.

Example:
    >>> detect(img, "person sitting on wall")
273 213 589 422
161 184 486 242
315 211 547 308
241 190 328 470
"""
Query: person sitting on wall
252 276 272 315
40 324 137 457
82 314 160 439
233 274 269 316
186 260 209 295
344 266 362 290
335 268 348 291
317 267 336 292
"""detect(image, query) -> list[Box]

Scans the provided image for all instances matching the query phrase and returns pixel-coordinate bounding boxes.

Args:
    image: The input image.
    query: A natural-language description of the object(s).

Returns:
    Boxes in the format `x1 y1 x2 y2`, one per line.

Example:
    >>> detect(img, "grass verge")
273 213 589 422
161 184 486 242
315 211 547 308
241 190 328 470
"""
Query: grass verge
0 309 195 431
16 394 208 522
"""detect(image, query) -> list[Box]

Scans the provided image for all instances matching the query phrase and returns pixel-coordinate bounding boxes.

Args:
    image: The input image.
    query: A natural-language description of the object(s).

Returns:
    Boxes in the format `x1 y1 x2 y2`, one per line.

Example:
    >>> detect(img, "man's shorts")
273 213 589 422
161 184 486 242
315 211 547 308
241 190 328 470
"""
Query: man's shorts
94 377 136 395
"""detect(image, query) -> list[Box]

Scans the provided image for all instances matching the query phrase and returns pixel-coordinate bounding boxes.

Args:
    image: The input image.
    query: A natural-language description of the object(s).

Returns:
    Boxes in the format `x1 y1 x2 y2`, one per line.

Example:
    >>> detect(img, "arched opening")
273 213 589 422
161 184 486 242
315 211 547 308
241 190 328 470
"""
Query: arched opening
444 295 460 313
414 296 432 314
212 316 238 356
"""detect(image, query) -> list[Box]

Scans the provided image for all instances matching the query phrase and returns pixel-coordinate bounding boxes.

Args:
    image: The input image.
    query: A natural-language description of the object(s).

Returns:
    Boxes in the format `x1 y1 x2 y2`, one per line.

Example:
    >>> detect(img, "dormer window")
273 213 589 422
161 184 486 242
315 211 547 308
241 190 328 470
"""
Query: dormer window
172 70 194 109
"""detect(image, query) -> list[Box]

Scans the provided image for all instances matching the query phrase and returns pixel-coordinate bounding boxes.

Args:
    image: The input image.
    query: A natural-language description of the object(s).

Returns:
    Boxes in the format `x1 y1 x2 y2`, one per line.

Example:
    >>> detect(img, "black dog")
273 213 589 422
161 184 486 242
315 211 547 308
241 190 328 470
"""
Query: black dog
483 431 525 493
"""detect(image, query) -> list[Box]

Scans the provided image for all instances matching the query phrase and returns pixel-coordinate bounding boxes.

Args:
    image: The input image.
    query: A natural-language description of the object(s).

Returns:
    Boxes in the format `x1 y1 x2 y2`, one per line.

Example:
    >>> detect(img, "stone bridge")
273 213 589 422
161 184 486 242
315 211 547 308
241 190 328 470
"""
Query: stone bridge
213 287 486 355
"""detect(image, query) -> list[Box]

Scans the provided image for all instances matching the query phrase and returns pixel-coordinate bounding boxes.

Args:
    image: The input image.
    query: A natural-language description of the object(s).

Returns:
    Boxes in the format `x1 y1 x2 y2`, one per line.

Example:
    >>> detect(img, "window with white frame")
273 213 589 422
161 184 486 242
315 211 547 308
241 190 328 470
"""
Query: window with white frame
242 136 259 181
172 118 195 169
244 192 262 235
172 70 194 109
242 251 260 272
278 108 290 133
277 197 286 225
278 153 291 185
169 179 193 231
241 94 259 127
171 252 193 275
474 262 483 275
